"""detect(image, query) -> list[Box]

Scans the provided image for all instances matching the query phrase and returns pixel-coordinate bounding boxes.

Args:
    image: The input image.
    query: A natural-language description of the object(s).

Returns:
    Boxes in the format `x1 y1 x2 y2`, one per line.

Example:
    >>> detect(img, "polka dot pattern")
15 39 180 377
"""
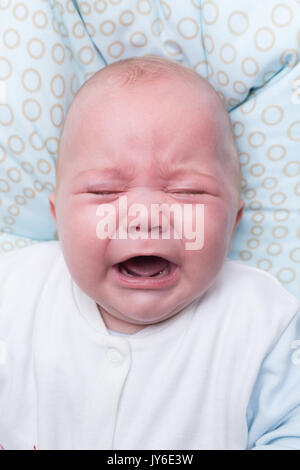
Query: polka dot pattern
200 0 300 297
0 0 105 246
201 0 300 109
230 63 300 296
0 0 299 298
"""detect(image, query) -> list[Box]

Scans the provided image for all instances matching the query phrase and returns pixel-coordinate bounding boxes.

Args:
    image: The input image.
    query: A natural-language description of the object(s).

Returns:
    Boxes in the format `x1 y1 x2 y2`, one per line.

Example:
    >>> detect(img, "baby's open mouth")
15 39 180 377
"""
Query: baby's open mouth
113 254 180 288
118 255 171 278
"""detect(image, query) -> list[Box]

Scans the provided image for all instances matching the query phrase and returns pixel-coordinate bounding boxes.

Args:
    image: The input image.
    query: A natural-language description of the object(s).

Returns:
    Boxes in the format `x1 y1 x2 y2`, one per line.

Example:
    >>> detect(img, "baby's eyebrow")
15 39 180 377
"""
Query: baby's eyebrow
73 167 218 186
162 167 218 183
75 167 135 181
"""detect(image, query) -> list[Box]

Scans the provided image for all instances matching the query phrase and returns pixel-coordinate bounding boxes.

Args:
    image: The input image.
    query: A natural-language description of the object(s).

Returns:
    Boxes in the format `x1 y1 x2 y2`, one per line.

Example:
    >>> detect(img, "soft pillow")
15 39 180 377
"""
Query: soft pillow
0 0 299 297
200 0 300 295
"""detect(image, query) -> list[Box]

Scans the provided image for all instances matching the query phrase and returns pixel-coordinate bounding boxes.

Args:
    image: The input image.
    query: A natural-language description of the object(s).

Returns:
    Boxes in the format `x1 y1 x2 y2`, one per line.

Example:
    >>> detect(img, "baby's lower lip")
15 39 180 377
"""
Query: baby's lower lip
111 262 180 289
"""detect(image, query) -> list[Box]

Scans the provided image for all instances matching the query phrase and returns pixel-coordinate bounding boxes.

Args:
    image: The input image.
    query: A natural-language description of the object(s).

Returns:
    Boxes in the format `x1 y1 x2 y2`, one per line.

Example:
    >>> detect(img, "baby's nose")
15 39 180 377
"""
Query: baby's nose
121 188 170 237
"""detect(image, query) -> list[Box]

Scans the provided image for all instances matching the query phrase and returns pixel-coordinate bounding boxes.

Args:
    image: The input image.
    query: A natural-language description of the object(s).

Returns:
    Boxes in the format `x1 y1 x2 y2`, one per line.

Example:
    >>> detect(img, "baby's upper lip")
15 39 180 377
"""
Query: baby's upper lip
114 250 181 267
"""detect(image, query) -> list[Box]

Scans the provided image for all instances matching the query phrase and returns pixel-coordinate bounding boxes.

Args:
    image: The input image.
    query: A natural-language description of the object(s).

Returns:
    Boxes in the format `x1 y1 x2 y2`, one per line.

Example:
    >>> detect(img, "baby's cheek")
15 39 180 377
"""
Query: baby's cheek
55 199 112 296
185 203 232 274
58 200 106 270
205 203 232 245
61 200 99 242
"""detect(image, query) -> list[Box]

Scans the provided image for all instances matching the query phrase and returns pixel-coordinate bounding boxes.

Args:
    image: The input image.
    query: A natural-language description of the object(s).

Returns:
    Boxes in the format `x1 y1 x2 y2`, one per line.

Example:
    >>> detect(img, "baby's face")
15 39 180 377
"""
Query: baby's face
49 76 244 333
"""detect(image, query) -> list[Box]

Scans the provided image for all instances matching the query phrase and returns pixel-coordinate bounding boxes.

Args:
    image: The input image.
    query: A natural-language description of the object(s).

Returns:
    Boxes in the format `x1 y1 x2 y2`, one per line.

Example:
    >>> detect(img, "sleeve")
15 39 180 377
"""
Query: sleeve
246 308 300 450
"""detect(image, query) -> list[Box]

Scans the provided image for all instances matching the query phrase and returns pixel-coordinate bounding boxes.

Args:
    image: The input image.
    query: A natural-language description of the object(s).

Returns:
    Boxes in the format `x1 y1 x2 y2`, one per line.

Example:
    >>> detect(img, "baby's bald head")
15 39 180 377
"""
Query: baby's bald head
56 55 241 205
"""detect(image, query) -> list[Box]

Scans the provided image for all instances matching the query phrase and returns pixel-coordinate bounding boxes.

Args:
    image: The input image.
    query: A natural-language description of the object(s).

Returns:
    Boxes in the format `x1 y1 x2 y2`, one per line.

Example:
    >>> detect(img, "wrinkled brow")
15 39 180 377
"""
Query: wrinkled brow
76 166 136 181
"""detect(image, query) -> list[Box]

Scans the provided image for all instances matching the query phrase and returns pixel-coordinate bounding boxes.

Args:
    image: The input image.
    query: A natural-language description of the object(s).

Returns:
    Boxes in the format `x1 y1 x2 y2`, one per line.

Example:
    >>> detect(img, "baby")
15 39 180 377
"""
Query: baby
0 56 299 450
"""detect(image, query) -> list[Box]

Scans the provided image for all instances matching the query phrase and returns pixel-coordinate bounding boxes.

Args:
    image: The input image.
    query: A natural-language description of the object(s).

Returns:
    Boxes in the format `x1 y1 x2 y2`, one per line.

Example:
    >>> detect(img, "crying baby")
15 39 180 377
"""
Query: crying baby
0 55 299 450
49 54 243 335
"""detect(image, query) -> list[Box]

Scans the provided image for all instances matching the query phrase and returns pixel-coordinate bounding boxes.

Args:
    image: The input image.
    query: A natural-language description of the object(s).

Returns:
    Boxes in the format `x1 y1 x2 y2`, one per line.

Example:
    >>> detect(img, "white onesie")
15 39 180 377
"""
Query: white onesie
0 241 299 450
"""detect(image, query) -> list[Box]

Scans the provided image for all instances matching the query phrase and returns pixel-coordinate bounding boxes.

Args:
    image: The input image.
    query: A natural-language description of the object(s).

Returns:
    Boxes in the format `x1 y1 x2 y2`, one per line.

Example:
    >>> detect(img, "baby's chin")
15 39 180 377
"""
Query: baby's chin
98 289 189 327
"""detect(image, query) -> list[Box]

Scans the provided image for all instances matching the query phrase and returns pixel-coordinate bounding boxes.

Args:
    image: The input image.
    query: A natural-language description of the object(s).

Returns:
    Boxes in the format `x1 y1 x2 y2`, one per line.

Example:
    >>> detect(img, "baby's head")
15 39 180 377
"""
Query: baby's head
49 55 244 333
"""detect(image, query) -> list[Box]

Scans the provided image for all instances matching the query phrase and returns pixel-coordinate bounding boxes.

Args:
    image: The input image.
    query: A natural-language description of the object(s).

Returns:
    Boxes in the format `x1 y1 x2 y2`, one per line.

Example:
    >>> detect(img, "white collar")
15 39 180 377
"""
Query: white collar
71 278 200 350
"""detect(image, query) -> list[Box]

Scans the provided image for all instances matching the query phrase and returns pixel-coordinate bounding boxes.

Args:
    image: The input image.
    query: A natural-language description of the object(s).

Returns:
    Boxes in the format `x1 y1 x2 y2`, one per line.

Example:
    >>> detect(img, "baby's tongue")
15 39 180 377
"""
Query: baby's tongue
122 256 169 277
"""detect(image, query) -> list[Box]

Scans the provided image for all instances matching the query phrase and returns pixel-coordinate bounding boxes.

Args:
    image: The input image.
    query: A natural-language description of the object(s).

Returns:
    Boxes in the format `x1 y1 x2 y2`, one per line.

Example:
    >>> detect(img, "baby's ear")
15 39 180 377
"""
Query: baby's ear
48 192 57 224
234 198 245 229
227 199 245 254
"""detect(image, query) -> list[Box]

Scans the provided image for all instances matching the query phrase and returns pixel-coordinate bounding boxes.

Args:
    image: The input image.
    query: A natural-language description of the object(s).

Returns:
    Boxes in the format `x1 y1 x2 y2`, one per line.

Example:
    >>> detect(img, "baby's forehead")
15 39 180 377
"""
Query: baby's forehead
77 92 222 162
56 59 239 202
75 75 227 148
58 66 236 188
80 69 220 112
67 57 231 147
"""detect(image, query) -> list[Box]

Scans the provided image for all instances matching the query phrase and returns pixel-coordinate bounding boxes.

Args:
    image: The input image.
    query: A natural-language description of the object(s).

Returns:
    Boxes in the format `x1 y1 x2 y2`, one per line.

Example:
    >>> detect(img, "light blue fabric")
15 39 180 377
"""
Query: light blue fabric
247 309 300 449
107 328 134 337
